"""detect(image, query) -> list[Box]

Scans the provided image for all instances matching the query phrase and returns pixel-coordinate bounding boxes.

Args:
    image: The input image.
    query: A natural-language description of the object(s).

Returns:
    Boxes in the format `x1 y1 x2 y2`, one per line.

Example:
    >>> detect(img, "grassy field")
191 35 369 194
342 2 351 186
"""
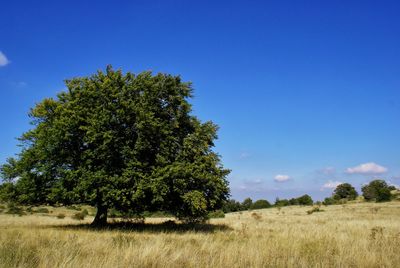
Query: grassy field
0 202 399 268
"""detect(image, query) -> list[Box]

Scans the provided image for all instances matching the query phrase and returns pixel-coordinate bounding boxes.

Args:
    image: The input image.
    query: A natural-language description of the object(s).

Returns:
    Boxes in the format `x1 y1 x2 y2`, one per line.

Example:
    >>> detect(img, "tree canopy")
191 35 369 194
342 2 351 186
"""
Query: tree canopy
333 183 358 201
362 180 393 202
251 199 271 209
0 66 230 225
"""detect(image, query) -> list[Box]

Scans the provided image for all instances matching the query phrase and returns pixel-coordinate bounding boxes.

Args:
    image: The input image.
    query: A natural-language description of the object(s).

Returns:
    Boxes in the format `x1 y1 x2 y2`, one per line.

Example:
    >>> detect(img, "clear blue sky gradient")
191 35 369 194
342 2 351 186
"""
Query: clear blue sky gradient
1 1 399 201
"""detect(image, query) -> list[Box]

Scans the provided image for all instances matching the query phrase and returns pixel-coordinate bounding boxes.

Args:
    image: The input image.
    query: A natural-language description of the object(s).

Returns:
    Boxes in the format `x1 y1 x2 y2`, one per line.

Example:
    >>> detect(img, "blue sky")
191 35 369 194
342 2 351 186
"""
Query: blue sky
1 1 400 201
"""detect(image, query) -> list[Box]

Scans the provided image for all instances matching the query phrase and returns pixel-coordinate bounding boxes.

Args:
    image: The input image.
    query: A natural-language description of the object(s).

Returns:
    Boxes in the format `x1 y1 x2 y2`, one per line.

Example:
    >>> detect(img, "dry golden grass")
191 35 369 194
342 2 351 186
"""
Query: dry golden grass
1 202 400 268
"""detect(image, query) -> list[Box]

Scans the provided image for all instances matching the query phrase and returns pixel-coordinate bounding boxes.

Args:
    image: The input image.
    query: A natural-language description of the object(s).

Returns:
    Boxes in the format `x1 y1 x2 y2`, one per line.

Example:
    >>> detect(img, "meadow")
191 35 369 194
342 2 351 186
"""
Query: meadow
0 202 399 268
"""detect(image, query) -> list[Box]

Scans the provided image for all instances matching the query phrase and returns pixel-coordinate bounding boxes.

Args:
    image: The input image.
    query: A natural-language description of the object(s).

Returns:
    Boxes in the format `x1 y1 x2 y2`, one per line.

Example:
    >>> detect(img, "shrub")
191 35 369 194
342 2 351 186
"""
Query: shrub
35 207 49 213
71 212 85 220
5 203 26 216
142 211 173 218
251 212 262 220
56 213 66 219
66 205 81 211
307 206 324 215
370 226 384 240
208 210 225 218
81 209 89 216
108 208 121 218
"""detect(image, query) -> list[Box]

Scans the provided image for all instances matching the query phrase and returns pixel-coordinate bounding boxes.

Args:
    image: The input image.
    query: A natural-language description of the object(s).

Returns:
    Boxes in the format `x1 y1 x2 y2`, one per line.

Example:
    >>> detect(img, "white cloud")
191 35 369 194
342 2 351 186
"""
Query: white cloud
274 174 291 182
0 51 10 66
237 178 264 191
321 180 342 191
346 162 387 175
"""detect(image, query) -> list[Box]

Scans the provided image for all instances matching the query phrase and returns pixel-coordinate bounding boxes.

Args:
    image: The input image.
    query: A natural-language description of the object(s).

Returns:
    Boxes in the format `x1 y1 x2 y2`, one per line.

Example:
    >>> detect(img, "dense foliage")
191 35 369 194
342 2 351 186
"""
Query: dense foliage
362 180 395 202
251 199 271 209
0 66 230 225
333 183 358 201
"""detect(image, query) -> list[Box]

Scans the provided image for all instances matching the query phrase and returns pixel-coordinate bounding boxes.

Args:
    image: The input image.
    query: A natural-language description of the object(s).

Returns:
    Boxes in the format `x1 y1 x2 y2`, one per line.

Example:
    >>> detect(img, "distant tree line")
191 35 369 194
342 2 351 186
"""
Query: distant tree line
222 194 313 213
221 179 398 213
323 179 398 205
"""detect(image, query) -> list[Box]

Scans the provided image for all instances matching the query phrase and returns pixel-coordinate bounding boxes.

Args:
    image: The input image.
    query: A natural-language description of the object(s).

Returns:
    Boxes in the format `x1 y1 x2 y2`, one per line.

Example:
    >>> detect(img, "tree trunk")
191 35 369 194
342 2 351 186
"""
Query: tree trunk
91 204 108 226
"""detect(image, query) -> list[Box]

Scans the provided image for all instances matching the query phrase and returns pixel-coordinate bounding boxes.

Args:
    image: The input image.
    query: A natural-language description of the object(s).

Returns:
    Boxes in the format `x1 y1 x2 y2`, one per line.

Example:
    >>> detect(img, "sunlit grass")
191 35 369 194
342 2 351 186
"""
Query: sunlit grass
0 202 399 267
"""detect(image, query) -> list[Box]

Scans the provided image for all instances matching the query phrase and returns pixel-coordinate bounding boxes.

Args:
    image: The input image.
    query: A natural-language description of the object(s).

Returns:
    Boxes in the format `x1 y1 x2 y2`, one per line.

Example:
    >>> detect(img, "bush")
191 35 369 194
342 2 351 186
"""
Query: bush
142 211 173 218
109 208 122 218
56 213 66 219
35 207 49 213
5 203 25 216
307 206 324 215
66 205 81 211
208 210 225 218
81 209 89 216
71 212 85 220
251 212 262 220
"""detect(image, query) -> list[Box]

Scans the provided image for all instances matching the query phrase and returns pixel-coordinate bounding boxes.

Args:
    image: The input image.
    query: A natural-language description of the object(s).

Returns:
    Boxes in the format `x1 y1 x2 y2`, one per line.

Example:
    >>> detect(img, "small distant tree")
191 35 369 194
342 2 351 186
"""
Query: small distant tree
296 194 313 206
275 198 290 207
289 198 299 205
251 199 271 209
222 199 242 213
333 183 358 201
241 197 253 210
322 197 335 205
362 180 392 202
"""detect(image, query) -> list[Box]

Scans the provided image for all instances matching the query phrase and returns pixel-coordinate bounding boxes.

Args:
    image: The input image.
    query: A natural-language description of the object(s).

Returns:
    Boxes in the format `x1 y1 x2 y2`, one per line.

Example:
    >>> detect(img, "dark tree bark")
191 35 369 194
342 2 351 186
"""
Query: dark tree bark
91 204 108 226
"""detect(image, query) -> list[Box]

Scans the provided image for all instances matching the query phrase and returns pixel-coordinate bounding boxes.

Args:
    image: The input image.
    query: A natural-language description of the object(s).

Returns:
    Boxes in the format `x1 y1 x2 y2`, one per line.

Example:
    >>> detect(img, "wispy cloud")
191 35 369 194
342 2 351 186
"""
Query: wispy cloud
10 81 27 88
319 167 336 175
321 180 342 191
274 174 291 183
237 178 265 192
239 152 251 159
345 162 387 175
0 51 10 66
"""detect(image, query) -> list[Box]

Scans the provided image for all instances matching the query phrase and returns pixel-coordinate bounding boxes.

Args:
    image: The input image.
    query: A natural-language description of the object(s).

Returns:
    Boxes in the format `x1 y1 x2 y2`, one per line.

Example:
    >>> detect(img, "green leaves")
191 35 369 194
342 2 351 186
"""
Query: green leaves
1 66 230 223
333 183 358 201
362 180 392 202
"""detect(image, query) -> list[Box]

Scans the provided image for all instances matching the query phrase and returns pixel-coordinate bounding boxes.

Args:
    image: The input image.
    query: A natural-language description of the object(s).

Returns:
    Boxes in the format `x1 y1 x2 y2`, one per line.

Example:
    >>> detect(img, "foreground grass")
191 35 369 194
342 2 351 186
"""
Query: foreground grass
0 202 399 267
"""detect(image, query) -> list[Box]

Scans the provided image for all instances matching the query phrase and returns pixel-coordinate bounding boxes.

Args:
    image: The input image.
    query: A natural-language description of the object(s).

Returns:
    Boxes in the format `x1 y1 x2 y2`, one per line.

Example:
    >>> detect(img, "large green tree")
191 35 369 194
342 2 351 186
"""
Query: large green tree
0 66 230 225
